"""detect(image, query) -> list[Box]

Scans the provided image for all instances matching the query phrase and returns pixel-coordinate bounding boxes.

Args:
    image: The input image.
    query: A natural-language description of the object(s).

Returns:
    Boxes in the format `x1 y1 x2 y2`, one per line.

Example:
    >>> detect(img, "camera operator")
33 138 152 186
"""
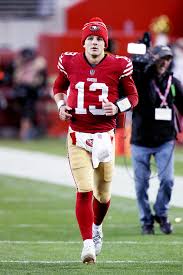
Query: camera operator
130 39 183 235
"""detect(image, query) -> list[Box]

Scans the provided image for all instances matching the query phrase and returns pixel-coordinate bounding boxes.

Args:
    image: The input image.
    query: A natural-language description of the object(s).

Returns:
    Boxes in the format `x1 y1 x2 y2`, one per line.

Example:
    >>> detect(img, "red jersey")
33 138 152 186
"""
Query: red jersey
53 52 138 133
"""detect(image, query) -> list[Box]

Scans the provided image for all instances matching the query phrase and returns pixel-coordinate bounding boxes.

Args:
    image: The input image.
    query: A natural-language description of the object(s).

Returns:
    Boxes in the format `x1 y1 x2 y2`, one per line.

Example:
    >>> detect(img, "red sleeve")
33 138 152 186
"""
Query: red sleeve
53 72 70 96
119 75 138 108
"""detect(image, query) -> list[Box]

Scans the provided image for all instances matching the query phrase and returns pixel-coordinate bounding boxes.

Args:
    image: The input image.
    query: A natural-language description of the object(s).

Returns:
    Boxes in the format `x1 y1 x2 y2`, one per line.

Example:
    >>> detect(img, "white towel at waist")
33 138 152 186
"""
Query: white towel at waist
69 127 114 168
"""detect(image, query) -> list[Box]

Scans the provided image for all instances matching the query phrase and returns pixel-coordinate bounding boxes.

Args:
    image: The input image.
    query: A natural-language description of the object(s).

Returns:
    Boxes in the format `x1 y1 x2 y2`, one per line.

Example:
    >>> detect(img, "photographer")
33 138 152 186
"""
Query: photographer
130 39 183 235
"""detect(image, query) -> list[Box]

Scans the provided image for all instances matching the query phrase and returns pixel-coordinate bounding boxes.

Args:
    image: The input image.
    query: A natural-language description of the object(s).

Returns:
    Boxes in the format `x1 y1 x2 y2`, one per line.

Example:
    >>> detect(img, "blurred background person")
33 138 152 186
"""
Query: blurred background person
13 48 47 140
130 42 183 235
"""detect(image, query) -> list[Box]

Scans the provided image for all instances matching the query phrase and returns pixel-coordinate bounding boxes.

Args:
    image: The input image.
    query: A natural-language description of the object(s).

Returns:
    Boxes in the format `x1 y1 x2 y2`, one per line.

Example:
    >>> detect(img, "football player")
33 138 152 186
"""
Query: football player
53 17 138 264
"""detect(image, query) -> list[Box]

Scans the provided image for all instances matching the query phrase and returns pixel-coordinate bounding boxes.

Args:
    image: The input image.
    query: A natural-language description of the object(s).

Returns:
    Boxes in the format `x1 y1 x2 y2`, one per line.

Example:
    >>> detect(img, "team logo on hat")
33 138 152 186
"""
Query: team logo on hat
90 25 100 31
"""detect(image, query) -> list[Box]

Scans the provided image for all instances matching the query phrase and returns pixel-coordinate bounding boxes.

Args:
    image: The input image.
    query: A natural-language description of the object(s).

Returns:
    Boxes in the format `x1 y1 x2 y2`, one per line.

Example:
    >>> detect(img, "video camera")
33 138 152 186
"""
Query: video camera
127 32 153 69
127 32 151 55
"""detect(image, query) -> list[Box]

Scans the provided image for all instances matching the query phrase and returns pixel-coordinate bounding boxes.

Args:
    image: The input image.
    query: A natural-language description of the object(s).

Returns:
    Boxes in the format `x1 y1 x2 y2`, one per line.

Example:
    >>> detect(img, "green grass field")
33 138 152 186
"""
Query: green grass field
0 138 183 274
0 175 183 274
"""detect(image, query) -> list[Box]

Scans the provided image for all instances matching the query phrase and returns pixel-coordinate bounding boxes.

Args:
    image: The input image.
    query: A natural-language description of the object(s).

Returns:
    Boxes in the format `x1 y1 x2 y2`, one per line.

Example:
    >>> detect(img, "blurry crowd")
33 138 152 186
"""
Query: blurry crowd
0 48 48 140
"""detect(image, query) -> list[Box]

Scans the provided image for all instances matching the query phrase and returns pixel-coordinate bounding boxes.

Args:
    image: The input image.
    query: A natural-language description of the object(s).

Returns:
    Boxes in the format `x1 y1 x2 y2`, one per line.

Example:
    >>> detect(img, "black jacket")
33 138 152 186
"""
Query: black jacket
131 59 183 147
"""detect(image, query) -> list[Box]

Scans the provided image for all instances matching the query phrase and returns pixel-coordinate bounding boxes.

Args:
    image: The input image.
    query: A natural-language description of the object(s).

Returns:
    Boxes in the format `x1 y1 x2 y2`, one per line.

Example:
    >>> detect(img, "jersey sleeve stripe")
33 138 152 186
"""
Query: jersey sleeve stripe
59 56 63 64
126 61 132 67
58 61 65 70
57 64 68 76
123 65 133 74
119 70 133 79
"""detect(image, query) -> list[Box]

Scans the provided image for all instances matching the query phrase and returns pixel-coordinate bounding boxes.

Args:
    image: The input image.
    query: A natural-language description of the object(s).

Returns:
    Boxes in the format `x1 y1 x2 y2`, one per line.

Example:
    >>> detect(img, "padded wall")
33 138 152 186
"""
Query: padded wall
67 0 183 36
39 0 183 75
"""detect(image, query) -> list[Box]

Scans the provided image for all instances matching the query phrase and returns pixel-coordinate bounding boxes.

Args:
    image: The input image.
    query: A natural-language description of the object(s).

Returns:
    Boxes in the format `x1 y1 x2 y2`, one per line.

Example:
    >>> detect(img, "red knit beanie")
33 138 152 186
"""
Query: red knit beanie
81 17 108 48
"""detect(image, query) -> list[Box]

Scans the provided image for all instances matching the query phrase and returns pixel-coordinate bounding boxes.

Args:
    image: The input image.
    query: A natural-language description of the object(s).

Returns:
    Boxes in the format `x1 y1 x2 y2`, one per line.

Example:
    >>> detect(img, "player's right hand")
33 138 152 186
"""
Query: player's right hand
59 105 72 121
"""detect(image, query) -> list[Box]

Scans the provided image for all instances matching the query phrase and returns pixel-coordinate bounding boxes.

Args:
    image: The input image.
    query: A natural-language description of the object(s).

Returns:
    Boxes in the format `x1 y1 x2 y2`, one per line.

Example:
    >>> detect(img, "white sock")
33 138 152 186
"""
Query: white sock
83 239 93 246
93 223 102 231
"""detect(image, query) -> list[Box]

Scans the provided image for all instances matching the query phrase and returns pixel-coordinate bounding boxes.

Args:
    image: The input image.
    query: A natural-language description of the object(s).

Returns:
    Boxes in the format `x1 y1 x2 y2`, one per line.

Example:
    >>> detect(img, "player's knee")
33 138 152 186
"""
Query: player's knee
94 191 111 203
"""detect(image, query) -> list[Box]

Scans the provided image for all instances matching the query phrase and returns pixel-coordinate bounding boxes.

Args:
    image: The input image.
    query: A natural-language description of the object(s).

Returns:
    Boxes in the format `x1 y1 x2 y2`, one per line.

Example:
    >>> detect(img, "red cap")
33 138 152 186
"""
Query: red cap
81 17 108 48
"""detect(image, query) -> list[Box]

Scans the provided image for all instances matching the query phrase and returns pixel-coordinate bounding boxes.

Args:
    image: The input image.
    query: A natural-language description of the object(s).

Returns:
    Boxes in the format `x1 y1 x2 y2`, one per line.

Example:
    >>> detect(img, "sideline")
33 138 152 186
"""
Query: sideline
0 260 182 266
0 260 181 264
0 147 182 207
0 240 182 245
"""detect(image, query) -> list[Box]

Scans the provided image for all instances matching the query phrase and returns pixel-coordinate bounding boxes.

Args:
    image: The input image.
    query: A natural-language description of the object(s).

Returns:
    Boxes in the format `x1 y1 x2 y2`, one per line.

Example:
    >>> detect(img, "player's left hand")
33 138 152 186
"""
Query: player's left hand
103 98 118 116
